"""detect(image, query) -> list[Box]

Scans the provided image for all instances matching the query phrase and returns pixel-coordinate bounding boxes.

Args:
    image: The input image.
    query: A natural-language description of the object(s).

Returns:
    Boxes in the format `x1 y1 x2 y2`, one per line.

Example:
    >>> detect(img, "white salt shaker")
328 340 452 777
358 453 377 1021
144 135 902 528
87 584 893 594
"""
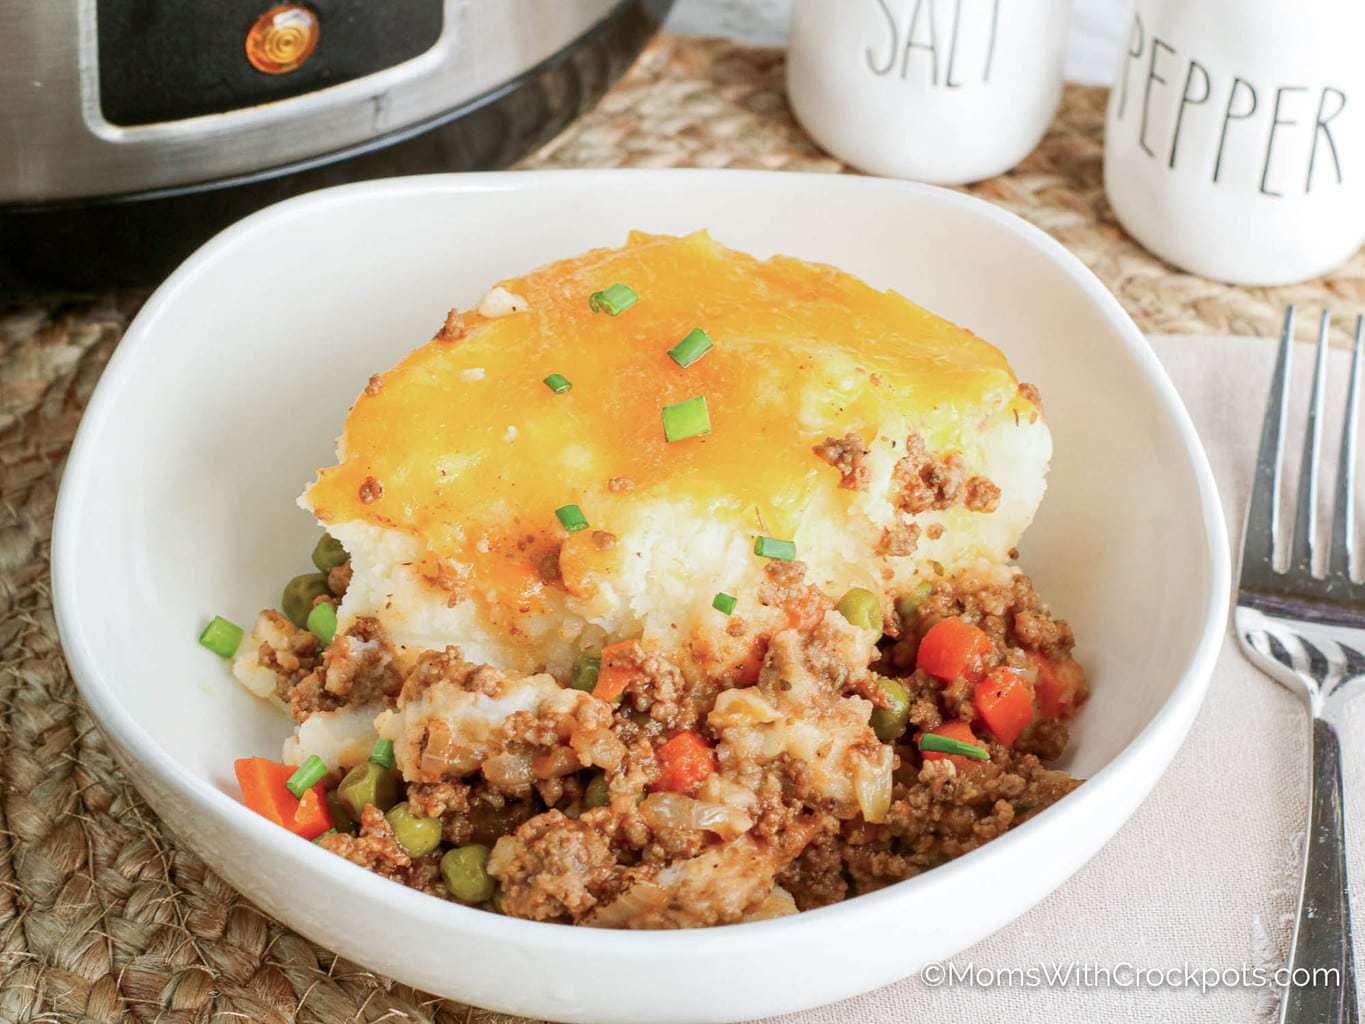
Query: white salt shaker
1104 0 1365 285
786 0 1072 185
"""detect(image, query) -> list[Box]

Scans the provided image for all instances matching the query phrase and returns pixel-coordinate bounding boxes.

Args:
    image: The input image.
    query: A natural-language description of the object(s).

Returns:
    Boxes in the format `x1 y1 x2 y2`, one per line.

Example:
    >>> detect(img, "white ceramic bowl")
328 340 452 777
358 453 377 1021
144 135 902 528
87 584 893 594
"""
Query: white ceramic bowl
52 170 1229 1024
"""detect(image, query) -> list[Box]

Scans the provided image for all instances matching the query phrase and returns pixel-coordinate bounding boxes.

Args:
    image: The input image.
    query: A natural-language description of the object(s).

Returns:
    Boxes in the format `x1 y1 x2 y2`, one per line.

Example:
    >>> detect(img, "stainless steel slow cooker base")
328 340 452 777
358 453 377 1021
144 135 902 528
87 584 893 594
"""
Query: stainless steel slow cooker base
0 0 670 293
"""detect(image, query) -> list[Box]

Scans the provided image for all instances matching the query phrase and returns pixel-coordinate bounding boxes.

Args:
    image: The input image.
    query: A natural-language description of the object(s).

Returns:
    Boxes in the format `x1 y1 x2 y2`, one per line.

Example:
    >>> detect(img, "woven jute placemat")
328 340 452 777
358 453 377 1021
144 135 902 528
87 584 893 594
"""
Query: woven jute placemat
1 33 1361 1024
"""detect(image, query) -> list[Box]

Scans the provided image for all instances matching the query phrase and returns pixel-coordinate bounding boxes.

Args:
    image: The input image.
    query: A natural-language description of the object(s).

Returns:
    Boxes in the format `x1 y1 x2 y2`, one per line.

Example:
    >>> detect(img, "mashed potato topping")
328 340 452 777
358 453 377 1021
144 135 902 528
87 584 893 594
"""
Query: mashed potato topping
304 232 1050 679
224 233 1087 929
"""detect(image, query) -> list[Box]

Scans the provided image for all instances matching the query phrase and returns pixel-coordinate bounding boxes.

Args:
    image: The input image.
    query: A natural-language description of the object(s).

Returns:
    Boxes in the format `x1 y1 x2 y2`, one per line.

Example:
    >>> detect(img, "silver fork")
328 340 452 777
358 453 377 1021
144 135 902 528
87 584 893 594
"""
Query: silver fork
1237 306 1362 1024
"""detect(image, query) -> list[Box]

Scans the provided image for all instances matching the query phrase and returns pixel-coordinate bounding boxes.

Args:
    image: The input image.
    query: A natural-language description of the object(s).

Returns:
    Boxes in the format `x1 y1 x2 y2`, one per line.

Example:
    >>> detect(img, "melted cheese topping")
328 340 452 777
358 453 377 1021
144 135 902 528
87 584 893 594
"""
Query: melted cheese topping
306 231 1027 614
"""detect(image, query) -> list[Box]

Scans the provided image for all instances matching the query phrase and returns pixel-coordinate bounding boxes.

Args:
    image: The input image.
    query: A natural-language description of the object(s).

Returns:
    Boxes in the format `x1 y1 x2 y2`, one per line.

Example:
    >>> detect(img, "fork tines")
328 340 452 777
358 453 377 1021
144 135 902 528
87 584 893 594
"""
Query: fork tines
1241 308 1364 602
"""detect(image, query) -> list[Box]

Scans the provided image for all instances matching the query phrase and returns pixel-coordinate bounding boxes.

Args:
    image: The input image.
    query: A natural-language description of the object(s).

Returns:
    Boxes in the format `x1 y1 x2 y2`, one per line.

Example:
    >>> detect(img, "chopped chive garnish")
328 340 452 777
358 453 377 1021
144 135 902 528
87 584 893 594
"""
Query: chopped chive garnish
918 733 990 761
543 373 572 394
306 602 337 645
555 503 589 532
661 395 711 442
588 283 638 316
286 754 327 798
668 328 713 368
199 615 244 658
369 738 395 769
712 592 737 615
753 536 796 561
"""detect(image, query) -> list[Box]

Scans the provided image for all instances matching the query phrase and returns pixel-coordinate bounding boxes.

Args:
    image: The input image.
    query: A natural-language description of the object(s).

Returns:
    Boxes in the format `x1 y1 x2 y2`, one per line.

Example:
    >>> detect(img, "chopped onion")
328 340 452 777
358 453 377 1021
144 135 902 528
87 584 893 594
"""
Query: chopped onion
743 885 798 921
531 745 582 779
710 687 779 726
855 745 894 823
641 793 753 840
572 727 625 771
483 751 535 792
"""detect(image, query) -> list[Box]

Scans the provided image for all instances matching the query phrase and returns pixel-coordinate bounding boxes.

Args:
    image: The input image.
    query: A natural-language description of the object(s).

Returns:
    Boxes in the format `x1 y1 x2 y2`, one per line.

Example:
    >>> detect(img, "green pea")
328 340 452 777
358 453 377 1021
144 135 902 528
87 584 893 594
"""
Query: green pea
568 651 601 692
325 788 359 834
584 774 610 809
836 587 882 632
869 677 911 742
311 533 349 573
441 844 495 904
337 761 401 819
282 572 331 628
894 582 934 623
385 802 442 857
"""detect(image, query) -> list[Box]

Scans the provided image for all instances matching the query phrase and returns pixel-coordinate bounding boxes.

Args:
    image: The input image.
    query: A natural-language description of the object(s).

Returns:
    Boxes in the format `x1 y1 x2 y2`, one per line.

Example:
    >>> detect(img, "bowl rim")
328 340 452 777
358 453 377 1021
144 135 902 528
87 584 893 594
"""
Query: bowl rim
51 167 1232 957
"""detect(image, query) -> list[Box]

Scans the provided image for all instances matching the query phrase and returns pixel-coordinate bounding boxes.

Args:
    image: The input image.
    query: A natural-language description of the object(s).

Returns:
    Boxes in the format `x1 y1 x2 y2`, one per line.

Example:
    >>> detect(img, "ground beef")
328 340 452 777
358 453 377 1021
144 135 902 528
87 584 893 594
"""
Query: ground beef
938 676 979 722
317 806 445 895
358 476 383 503
1012 606 1076 662
605 642 720 734
885 752 1079 864
779 613 869 695
285 617 402 721
757 559 808 604
294 561 1086 928
327 560 352 597
813 748 1079 896
399 645 508 703
878 517 920 556
891 432 965 514
641 825 707 865
841 837 920 892
536 773 587 810
437 309 468 342
488 810 621 922
891 568 1077 670
812 432 871 490
963 476 1002 512
608 738 660 803
1015 716 1071 761
777 829 848 910
896 671 945 732
406 780 471 820
756 561 829 630
254 612 322 705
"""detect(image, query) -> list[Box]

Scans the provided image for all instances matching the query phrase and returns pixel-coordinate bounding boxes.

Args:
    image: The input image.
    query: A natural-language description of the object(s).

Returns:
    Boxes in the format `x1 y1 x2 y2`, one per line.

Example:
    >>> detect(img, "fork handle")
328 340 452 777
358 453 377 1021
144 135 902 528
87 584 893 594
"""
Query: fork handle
1281 718 1357 1024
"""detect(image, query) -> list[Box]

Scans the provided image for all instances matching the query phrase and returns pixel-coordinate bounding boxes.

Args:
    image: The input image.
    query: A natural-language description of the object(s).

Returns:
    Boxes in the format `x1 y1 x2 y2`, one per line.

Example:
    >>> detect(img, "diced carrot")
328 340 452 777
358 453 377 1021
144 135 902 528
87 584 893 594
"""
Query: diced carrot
973 668 1035 747
783 590 826 631
734 637 767 686
235 758 298 829
916 617 994 683
917 720 983 770
291 783 334 839
593 641 639 703
1030 652 1087 718
653 731 716 793
236 757 334 839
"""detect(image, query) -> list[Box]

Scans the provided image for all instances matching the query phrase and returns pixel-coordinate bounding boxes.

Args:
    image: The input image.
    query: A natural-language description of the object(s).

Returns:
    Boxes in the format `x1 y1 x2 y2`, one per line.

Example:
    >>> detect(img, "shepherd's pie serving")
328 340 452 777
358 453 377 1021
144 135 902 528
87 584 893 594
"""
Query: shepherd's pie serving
200 232 1088 927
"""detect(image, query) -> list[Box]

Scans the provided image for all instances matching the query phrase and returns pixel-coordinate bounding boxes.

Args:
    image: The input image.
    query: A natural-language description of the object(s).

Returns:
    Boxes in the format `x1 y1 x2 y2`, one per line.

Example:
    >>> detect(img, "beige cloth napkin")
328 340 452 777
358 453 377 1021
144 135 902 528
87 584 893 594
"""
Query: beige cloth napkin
768 334 1365 1024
